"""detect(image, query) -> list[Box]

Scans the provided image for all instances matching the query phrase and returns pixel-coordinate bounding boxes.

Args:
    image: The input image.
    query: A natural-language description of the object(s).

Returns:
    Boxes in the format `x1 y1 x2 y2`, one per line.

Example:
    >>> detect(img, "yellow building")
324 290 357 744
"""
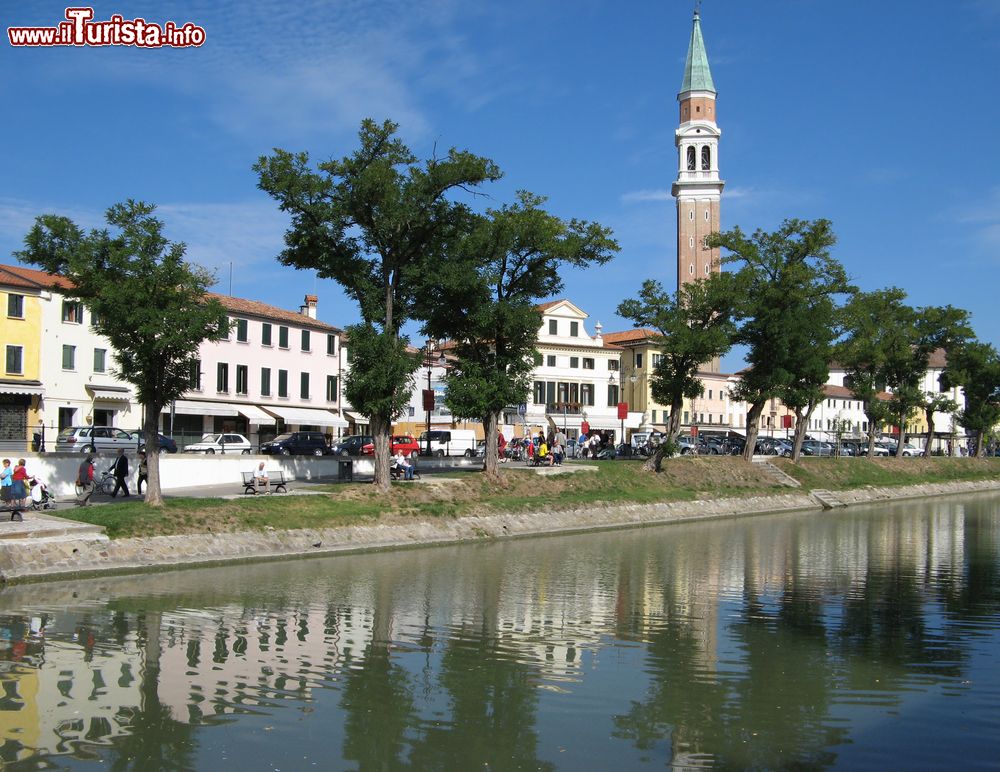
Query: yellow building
0 267 45 449
601 329 671 432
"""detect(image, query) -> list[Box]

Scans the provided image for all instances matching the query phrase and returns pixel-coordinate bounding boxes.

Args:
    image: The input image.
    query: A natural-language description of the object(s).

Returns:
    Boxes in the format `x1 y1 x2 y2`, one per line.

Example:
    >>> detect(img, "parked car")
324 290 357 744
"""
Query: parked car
330 435 374 456
361 435 420 456
260 431 330 456
55 426 135 453
801 439 835 456
126 430 178 454
183 433 252 454
841 440 890 457
898 443 922 457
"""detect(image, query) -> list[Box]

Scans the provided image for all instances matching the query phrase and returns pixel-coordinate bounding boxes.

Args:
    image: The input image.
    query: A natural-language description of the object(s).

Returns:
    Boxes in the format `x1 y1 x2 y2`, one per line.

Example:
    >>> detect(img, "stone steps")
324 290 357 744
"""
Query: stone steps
810 489 848 509
752 460 801 488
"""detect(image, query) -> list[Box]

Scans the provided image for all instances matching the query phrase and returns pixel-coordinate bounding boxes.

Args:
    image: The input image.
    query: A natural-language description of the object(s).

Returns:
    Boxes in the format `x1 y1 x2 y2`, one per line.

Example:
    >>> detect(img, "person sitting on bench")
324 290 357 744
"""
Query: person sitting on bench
393 450 414 480
255 461 270 494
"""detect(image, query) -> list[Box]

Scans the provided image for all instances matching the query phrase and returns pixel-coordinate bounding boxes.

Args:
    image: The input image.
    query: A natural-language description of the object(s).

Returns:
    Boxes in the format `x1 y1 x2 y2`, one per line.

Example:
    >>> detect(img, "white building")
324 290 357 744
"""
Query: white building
522 300 640 442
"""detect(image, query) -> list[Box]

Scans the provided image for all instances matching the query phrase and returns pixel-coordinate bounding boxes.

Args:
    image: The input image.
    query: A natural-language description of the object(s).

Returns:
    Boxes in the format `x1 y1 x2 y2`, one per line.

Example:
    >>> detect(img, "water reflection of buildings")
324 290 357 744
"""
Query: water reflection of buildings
0 500 990 765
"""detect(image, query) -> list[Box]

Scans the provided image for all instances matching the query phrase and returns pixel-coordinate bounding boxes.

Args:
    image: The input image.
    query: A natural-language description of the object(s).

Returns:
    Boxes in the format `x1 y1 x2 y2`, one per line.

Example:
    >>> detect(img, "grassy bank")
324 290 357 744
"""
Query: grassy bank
53 456 1000 539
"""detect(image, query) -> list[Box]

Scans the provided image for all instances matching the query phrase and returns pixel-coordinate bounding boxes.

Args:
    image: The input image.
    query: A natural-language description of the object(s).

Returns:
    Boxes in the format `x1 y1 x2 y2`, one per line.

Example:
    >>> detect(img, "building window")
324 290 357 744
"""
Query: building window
5 345 23 375
635 353 643 368
705 265 710 275
261 367 271 397
7 294 24 318
278 326 289 349
689 237 695 248
652 353 662 367
62 301 84 324
708 389 713 399
684 411 690 424
188 359 202 390
689 210 694 221
705 210 710 221
581 383 594 406
236 319 248 343
62 344 76 370
533 381 546 404
689 264 695 275
608 360 619 371
278 369 288 398
300 372 310 399
262 323 272 346
607 384 620 407
236 365 248 395
327 334 336 356
687 146 696 170
701 145 711 170
93 348 107 373
652 410 658 423
546 355 556 367
570 321 579 337
583 358 595 370
301 329 311 352
326 375 338 402
570 356 579 369
217 363 229 393
548 319 557 335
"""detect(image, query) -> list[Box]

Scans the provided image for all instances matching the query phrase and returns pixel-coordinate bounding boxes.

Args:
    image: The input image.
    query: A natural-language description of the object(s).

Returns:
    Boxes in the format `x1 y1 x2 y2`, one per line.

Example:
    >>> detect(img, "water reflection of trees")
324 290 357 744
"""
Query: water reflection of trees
0 497 997 768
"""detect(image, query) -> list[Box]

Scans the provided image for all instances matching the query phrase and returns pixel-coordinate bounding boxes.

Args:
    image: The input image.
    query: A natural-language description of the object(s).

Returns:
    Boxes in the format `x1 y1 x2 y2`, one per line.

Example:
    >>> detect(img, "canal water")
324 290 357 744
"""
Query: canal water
1 494 999 770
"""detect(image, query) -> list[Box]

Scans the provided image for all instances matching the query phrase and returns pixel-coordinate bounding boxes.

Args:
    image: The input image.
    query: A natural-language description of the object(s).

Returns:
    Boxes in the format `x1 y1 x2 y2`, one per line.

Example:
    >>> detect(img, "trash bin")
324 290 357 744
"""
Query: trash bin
338 459 353 481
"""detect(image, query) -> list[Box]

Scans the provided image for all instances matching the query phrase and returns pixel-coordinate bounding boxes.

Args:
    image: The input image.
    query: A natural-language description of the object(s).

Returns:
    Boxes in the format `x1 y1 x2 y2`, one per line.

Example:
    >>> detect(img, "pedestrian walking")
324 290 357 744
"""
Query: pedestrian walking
11 459 29 511
107 448 130 497
0 459 12 508
76 454 96 506
136 451 148 495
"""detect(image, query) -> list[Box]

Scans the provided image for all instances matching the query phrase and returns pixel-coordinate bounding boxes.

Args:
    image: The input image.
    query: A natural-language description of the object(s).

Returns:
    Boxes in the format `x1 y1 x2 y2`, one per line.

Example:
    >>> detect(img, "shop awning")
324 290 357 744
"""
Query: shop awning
87 385 132 402
344 411 367 424
238 405 277 423
267 405 349 428
0 379 44 396
165 400 240 417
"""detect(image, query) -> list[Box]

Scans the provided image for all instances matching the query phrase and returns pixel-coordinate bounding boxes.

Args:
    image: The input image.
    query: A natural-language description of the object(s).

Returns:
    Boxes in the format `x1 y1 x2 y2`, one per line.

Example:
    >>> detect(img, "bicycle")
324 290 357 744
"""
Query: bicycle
97 470 118 496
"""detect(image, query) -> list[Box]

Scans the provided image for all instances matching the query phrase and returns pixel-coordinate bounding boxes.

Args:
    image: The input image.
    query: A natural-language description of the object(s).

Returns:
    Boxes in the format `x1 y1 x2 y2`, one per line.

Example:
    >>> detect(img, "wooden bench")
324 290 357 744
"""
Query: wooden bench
390 464 421 481
241 470 288 495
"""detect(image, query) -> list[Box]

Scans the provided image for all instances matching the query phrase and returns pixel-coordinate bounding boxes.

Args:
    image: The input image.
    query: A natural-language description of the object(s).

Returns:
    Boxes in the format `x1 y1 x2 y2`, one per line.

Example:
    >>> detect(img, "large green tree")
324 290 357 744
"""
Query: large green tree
706 219 849 462
16 201 228 506
255 119 501 490
617 275 738 470
943 341 1000 456
422 191 617 479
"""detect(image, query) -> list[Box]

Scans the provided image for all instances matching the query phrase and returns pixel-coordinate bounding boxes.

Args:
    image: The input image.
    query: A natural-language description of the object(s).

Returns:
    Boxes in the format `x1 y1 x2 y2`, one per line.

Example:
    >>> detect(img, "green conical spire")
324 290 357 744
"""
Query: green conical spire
680 10 716 94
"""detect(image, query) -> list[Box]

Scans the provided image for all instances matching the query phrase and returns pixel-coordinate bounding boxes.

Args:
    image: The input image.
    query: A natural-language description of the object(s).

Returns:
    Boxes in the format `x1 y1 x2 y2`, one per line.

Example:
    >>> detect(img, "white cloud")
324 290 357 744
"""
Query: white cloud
621 189 672 204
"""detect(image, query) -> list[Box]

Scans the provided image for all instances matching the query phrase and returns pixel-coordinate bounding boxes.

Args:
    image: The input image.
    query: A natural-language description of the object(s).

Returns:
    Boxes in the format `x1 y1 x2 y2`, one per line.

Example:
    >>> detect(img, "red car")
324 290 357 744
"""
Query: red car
361 435 420 456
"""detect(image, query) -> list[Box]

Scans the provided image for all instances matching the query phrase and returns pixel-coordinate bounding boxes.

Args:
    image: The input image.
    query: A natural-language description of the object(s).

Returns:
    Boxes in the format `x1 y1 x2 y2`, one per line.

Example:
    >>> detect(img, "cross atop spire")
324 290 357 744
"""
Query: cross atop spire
680 7 716 95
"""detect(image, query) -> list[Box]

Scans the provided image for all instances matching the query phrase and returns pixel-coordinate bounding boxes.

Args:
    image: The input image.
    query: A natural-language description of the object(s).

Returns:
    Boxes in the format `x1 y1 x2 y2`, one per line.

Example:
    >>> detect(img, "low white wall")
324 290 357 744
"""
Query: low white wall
9 453 376 497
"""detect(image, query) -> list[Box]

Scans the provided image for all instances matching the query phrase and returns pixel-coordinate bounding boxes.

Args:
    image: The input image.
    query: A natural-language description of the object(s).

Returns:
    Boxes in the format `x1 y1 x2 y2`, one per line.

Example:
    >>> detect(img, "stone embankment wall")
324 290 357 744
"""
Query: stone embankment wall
3 478 1000 583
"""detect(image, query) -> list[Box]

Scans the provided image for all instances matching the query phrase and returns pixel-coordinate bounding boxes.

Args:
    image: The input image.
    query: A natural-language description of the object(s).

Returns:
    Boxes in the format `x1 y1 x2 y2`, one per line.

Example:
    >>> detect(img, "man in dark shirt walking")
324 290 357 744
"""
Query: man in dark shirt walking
108 448 130 497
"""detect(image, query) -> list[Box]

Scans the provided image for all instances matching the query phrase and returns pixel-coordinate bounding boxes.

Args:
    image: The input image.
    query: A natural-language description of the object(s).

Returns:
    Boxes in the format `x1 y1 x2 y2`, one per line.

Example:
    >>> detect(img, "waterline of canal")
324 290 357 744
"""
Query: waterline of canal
2 493 999 769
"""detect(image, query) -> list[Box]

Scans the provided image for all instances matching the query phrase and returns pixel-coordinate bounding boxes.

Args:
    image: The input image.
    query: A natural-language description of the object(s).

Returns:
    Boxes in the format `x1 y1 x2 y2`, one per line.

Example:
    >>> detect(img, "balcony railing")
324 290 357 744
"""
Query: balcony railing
546 402 583 415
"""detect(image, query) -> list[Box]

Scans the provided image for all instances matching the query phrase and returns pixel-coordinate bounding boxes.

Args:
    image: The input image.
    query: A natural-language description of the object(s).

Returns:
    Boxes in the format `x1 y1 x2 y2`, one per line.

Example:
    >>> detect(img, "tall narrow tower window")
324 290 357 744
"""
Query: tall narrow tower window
687 147 696 171
701 146 711 170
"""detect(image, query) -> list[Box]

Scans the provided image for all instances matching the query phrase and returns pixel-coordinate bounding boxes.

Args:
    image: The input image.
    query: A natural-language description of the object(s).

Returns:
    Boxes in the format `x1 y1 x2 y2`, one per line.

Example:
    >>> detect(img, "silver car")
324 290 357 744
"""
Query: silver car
55 426 135 453
183 433 252 454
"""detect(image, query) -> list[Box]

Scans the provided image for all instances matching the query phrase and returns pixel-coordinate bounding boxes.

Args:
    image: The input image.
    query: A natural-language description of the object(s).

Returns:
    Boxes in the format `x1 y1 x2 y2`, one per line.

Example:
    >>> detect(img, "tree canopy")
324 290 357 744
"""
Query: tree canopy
16 200 228 505
255 118 502 489
422 191 618 477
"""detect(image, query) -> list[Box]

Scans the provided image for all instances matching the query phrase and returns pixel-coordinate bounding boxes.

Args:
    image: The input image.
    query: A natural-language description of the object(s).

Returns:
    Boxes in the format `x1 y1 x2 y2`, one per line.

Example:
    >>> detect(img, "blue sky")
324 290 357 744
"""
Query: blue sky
2 1 999 372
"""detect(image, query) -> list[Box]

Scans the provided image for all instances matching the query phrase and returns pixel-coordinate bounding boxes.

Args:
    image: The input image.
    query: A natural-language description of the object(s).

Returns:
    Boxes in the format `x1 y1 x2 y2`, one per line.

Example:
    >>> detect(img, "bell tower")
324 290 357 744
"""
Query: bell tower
673 9 723 294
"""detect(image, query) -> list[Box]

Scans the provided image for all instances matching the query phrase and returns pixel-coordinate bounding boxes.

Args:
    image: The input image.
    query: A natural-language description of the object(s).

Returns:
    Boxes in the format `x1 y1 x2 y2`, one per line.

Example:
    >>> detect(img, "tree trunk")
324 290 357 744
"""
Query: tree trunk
865 405 878 460
742 399 766 462
482 411 500 479
791 404 814 462
144 403 164 506
371 415 392 492
894 408 906 458
643 442 670 472
666 396 684 443
924 408 935 457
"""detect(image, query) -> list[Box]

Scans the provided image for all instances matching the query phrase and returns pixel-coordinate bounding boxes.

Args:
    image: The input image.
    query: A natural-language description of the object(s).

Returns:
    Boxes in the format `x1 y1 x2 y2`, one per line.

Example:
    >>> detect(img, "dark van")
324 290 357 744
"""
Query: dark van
260 432 330 456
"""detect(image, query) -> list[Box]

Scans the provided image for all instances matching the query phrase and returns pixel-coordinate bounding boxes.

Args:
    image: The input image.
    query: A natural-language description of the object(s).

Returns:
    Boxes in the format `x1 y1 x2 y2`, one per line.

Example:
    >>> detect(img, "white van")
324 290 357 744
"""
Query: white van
418 429 478 457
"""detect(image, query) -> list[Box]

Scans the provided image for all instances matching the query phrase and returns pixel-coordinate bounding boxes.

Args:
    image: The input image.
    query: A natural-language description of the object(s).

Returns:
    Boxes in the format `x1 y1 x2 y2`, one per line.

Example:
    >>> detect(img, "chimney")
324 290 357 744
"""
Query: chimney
300 294 318 319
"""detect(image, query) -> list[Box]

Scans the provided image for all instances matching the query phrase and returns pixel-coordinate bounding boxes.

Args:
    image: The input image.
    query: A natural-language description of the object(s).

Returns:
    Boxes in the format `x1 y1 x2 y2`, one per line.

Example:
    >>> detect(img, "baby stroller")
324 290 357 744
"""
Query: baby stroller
29 477 56 511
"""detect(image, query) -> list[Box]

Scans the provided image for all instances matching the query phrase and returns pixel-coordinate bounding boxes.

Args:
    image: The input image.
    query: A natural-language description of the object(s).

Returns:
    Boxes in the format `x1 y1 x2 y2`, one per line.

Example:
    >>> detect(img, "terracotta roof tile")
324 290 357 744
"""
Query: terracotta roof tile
206 293 342 333
535 299 567 312
0 263 76 290
601 328 658 345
